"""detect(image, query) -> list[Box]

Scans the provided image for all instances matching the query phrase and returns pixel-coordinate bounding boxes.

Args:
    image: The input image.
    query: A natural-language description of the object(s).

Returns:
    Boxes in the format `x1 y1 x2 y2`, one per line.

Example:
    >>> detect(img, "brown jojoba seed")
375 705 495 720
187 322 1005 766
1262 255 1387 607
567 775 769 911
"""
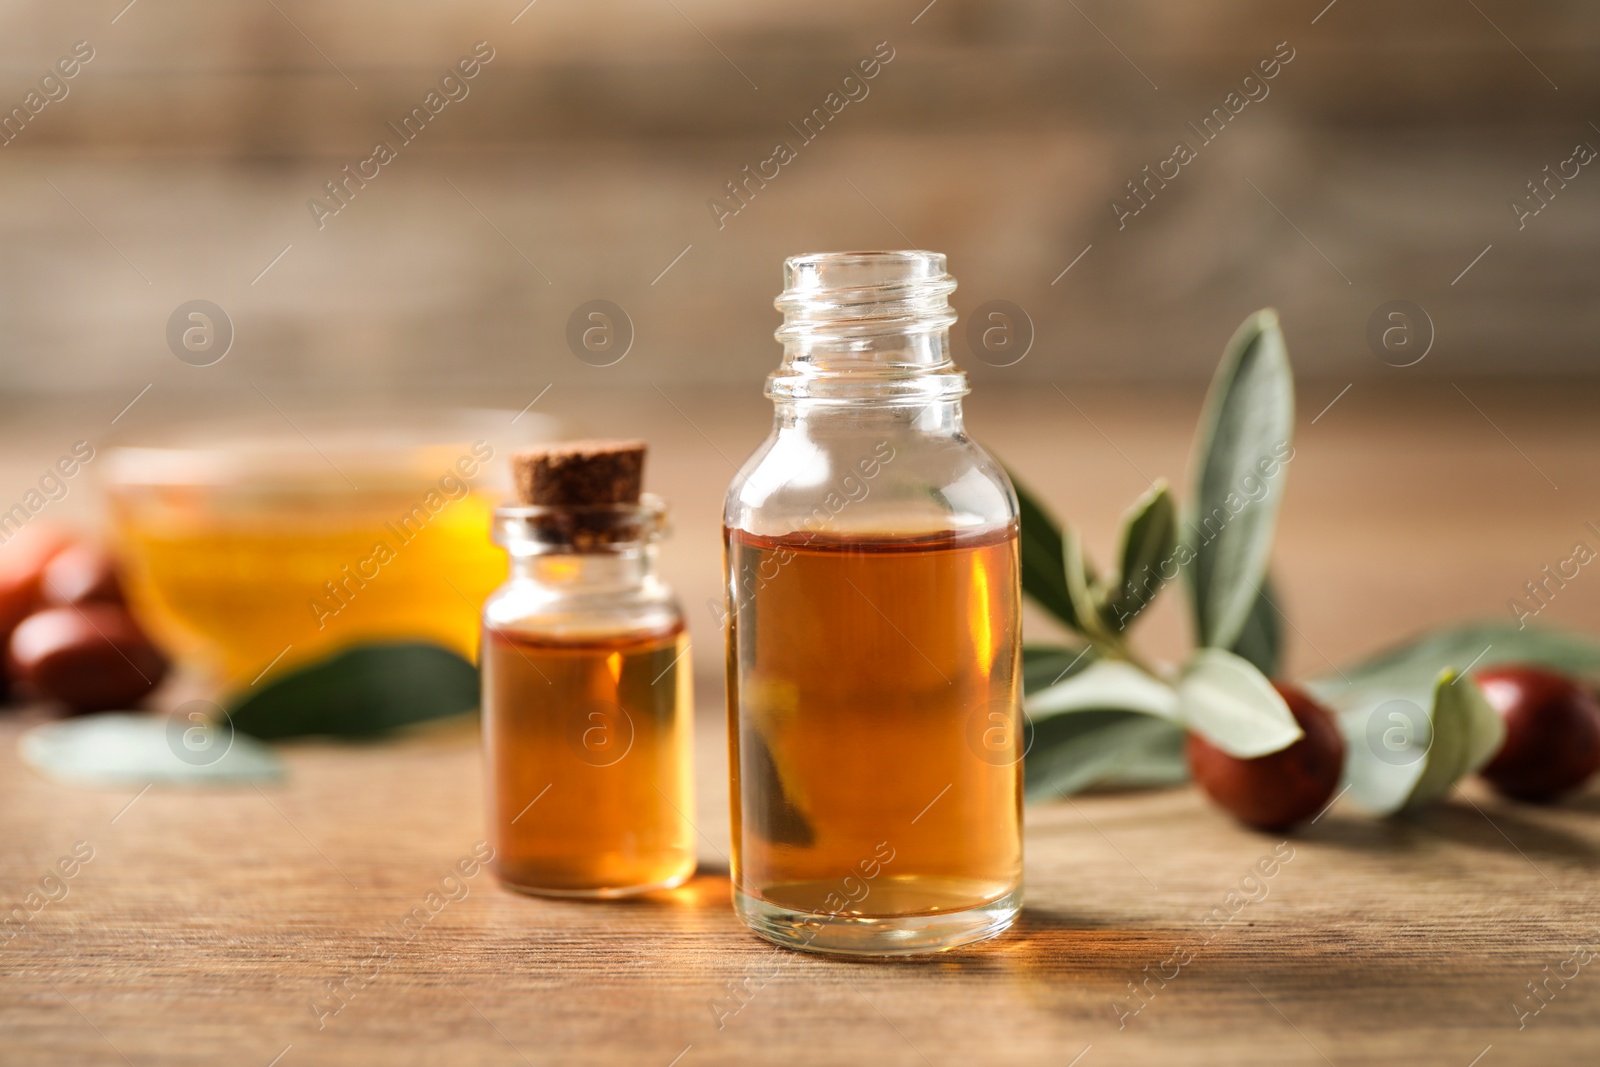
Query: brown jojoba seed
0 525 77 656
7 604 168 713
1475 664 1600 802
1186 682 1346 831
40 543 124 605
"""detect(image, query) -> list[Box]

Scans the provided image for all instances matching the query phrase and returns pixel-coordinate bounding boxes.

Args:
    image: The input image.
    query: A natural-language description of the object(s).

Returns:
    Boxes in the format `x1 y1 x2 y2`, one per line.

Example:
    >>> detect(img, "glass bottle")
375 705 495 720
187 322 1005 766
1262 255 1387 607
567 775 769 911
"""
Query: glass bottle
723 250 1023 954
482 490 695 897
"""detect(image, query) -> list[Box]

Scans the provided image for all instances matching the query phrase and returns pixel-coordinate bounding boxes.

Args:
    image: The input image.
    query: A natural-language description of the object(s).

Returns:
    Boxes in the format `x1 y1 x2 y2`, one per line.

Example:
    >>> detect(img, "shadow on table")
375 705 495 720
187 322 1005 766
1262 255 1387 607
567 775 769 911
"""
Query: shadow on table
1552 790 1600 815
992 907 1172 970
1305 801 1600 868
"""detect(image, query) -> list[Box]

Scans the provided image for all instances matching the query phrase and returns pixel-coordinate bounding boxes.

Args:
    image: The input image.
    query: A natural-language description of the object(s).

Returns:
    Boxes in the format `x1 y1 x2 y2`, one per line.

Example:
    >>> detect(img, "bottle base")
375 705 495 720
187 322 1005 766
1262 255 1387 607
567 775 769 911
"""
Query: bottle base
496 862 696 900
733 886 1021 956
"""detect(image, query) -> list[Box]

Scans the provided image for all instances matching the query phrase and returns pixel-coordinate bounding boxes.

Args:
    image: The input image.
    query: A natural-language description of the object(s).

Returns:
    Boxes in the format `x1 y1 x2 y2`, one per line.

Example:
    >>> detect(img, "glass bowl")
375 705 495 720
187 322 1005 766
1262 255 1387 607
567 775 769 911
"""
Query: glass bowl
101 407 556 692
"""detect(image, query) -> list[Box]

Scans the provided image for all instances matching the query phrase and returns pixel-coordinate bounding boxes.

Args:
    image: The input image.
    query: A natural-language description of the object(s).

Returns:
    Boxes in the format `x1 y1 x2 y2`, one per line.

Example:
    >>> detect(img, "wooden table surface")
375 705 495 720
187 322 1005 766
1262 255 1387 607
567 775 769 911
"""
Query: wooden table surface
5 381 1600 1065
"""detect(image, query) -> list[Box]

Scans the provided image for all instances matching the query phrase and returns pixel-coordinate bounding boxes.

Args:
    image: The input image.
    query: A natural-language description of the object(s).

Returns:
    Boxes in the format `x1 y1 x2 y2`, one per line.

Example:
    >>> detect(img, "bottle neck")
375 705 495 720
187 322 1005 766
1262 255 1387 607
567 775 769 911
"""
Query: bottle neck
493 499 668 598
767 250 968 405
508 545 659 597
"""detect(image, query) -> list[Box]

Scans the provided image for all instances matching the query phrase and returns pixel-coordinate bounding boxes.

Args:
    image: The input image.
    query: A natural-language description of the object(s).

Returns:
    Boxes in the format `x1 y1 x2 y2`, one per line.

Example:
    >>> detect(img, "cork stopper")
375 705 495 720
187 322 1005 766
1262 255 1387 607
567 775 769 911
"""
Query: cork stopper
511 440 646 507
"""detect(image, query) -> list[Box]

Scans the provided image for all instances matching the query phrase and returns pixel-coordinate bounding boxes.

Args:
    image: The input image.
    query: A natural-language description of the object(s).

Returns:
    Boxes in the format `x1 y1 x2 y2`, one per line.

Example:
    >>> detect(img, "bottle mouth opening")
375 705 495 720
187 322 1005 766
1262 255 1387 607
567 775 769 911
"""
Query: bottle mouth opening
782 249 949 292
494 495 667 553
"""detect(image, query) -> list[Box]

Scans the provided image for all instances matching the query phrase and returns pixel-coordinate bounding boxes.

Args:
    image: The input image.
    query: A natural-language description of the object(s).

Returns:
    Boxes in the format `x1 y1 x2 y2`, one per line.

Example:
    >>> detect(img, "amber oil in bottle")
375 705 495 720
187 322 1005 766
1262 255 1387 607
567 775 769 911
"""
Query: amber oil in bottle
483 441 694 897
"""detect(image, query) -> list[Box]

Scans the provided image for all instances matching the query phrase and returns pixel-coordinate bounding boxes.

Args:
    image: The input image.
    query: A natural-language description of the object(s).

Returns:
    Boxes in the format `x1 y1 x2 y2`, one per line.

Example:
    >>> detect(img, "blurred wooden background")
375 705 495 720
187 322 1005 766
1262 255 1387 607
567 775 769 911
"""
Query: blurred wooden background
0 0 1596 401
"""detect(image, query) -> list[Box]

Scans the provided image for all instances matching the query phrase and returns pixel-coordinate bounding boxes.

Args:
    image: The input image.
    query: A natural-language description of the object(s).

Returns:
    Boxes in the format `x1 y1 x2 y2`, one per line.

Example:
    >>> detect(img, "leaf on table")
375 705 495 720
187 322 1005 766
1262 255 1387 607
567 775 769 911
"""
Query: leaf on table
1404 670 1506 810
1228 574 1284 677
1175 647 1301 758
1027 658 1179 720
1095 721 1190 790
20 713 284 787
1024 709 1187 802
1453 671 1510 776
1339 701 1425 815
1023 656 1191 800
1010 469 1081 631
1102 479 1176 632
227 641 480 740
1185 309 1295 652
1338 666 1508 816
1401 674 1470 811
1022 644 1096 695
1312 621 1600 814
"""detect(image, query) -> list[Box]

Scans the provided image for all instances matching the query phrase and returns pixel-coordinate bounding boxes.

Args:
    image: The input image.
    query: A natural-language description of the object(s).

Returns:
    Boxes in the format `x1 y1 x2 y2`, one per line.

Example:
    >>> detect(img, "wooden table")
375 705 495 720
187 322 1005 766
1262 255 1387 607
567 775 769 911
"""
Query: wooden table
5 382 1600 1065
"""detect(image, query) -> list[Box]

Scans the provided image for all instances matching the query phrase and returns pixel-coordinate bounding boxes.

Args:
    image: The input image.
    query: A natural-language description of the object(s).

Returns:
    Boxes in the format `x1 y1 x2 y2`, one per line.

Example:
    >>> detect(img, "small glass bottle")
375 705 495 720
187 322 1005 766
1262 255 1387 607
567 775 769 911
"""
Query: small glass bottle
483 441 695 897
723 251 1023 954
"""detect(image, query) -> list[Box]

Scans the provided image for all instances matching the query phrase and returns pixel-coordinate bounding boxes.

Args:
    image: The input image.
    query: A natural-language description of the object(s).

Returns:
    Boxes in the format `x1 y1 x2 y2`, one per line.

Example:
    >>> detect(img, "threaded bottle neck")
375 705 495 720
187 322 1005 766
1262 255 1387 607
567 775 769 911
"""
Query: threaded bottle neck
769 250 967 403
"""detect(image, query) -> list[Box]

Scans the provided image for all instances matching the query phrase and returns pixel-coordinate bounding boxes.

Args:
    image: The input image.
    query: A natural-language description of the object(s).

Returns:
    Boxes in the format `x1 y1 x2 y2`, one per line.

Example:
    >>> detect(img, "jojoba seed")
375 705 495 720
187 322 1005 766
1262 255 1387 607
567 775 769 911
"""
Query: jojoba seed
1475 665 1600 802
1186 682 1346 831
40 543 124 605
0 524 77 653
7 605 168 713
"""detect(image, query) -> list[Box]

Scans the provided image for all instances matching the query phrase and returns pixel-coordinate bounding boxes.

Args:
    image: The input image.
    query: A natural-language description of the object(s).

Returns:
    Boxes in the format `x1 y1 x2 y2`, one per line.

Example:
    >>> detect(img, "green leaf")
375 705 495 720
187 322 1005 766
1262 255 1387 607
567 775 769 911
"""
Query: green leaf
1312 624 1560 816
1027 658 1179 720
1229 575 1284 676
1021 652 1193 802
1452 673 1510 777
1063 526 1108 641
227 641 480 740
20 713 284 787
1022 650 1190 801
1312 621 1600 812
1010 470 1081 630
1403 672 1470 810
1404 671 1505 810
1176 647 1302 757
1024 710 1187 802
1339 667 1508 816
1095 722 1189 790
1103 479 1177 632
1308 620 1600 711
1185 309 1295 651
1340 700 1425 815
1022 644 1095 694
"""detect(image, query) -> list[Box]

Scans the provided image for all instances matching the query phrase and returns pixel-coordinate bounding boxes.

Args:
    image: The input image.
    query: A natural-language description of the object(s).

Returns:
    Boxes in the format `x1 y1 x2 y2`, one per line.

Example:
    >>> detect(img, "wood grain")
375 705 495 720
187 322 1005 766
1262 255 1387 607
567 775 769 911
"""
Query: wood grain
2 0 1599 394
4 387 1600 1065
